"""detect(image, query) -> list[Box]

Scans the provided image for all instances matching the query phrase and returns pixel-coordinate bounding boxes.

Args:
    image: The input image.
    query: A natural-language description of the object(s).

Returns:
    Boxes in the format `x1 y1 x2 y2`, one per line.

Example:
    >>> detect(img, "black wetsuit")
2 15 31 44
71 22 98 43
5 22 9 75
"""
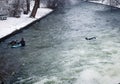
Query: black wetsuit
20 40 25 47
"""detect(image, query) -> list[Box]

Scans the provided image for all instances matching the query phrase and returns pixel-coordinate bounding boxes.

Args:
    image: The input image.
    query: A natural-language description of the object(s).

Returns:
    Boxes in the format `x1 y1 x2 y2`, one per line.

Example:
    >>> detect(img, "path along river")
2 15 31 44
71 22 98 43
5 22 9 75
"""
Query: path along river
1 2 120 84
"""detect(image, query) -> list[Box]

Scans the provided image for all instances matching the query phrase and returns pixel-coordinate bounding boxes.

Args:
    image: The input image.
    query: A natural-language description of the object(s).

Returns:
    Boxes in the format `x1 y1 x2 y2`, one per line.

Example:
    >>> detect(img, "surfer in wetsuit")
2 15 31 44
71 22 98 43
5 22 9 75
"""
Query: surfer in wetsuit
8 40 18 46
85 37 96 40
20 38 25 47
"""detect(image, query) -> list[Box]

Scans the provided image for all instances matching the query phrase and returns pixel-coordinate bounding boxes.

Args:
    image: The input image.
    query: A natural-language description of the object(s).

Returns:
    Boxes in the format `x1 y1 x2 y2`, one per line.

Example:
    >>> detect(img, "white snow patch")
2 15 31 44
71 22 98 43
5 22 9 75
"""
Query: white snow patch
0 1 53 39
90 0 120 8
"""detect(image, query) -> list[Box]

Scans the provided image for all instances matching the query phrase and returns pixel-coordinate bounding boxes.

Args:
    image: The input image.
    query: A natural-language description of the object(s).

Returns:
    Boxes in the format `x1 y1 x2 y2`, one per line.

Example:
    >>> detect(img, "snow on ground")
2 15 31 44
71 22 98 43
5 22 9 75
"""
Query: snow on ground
90 0 110 6
90 0 120 8
0 1 53 39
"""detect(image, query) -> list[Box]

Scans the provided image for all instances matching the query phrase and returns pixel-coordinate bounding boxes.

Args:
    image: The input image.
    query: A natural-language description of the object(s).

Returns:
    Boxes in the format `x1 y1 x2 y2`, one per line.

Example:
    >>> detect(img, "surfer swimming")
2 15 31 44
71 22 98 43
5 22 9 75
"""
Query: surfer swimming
85 37 96 40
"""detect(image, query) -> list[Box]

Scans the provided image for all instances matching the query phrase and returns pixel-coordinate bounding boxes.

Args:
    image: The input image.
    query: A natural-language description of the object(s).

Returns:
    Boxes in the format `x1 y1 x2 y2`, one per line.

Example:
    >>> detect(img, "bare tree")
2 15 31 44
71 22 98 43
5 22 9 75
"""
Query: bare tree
23 0 30 14
30 0 40 18
0 0 8 15
14 0 20 17
38 0 40 8
6 0 25 17
7 0 21 17
0 0 32 17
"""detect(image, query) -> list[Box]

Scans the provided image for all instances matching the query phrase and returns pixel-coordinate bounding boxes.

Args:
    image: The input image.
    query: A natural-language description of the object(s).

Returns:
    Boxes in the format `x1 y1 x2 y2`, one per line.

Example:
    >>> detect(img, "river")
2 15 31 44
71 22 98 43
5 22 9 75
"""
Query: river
1 2 120 84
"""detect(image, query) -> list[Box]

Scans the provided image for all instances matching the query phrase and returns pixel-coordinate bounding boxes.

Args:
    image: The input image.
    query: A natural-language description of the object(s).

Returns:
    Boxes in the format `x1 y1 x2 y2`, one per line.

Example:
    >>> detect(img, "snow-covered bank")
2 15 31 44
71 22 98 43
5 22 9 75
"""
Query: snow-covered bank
90 0 120 8
89 0 109 6
0 8 53 40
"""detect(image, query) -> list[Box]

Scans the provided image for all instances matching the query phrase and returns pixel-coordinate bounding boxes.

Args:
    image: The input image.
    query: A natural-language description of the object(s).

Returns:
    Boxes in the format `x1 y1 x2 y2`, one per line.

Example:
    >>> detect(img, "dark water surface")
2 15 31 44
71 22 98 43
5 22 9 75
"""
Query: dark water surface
1 2 120 84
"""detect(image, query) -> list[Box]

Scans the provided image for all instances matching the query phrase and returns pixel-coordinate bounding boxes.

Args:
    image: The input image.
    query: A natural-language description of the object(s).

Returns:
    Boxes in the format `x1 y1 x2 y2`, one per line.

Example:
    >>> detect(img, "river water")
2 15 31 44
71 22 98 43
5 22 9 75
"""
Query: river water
1 2 120 84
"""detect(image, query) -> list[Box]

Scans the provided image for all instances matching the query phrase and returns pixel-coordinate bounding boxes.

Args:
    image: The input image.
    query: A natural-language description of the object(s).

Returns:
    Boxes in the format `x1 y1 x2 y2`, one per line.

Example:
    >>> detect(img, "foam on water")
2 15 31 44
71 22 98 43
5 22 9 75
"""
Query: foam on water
75 69 101 84
34 76 62 84
4 2 120 84
14 29 120 84
33 36 120 84
75 68 120 84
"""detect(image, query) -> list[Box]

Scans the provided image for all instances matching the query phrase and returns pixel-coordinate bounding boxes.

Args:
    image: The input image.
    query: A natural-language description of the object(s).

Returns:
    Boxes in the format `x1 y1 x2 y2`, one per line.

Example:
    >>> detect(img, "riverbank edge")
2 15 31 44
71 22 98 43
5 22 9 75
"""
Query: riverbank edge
89 1 120 9
0 10 54 42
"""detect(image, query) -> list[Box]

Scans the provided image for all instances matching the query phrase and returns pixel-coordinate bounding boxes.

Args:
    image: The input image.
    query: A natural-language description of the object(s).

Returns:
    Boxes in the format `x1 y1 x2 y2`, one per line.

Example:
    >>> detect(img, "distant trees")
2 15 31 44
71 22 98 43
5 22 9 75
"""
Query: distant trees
0 0 66 18
23 0 30 14
102 0 120 7
0 0 40 18
0 0 8 15
30 0 65 17
46 0 65 8
5 0 25 17
0 0 31 17
1 0 120 18
47 0 58 8
111 0 120 6
11 0 22 17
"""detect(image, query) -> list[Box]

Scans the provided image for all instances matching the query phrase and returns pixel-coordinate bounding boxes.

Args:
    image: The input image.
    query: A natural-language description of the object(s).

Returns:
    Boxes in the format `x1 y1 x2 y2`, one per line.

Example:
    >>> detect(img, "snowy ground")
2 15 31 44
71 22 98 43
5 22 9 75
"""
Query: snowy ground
90 0 110 6
90 0 120 8
0 1 53 40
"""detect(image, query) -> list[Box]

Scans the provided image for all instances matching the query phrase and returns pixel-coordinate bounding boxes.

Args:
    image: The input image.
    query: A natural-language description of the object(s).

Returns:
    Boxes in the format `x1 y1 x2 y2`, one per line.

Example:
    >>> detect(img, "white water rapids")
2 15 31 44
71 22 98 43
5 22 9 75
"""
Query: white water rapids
1 2 120 84
33 3 120 84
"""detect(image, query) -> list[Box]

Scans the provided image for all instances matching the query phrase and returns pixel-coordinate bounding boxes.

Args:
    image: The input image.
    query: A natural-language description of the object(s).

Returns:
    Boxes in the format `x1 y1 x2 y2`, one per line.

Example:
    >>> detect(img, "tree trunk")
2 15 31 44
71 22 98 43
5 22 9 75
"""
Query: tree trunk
30 0 40 18
26 0 30 13
24 0 30 14
14 0 21 17
38 0 40 8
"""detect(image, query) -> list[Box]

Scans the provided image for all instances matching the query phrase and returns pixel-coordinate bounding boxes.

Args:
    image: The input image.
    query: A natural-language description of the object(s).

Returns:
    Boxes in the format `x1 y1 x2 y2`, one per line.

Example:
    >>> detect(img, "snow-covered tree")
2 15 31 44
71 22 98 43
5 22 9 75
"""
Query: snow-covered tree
0 0 32 17
0 0 9 15
11 0 22 17
23 0 30 14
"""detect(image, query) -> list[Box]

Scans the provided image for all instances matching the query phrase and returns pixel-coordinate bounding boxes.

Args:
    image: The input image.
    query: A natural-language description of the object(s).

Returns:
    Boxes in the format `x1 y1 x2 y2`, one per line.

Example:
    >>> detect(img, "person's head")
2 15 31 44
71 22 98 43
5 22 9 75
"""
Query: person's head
21 38 24 40
85 37 88 40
